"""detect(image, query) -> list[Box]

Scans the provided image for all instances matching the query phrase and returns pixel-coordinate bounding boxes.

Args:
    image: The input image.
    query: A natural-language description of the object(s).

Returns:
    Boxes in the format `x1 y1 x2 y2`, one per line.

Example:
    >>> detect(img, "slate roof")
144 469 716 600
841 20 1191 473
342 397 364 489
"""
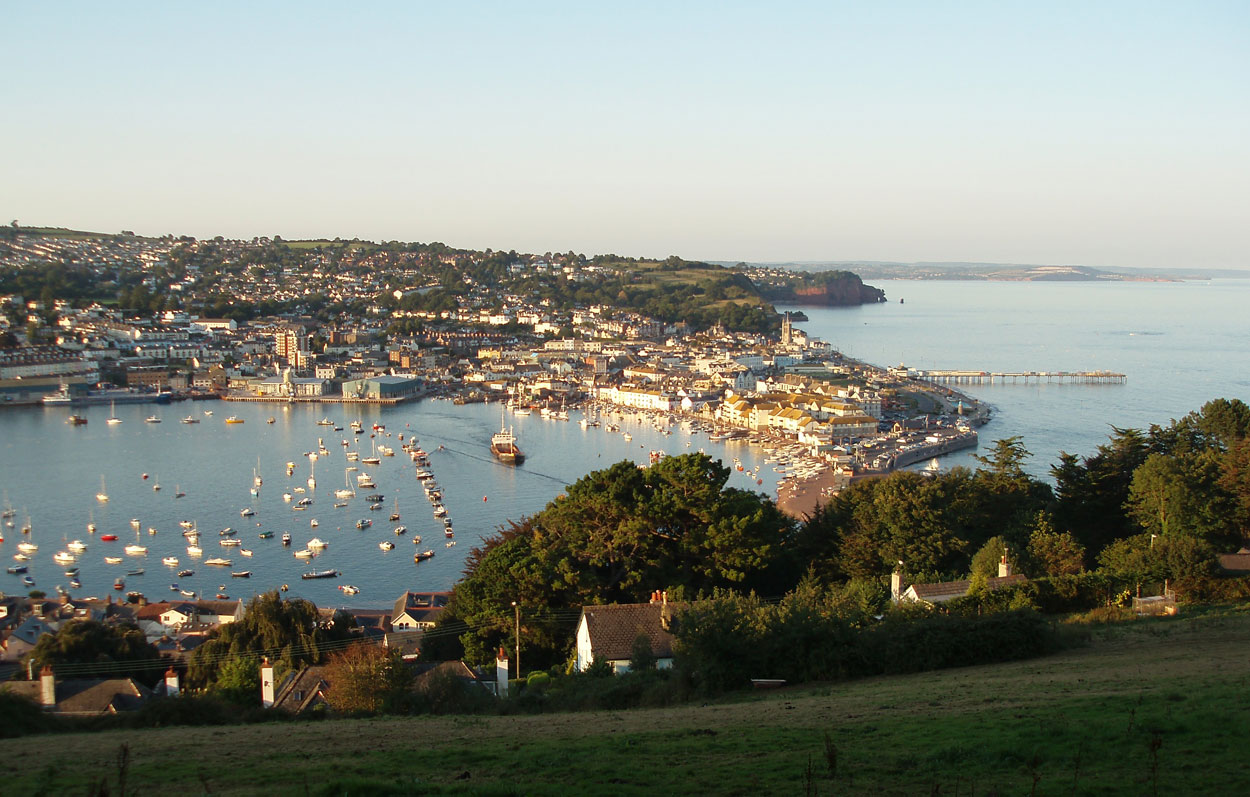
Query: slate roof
1218 547 1250 574
272 665 330 714
2 677 151 715
580 603 677 662
907 574 1028 602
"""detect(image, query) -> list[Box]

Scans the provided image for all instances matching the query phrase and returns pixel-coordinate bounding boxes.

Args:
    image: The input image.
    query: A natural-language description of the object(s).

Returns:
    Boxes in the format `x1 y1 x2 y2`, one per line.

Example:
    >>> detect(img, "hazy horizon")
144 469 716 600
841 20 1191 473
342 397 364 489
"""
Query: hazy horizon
3 2 1247 271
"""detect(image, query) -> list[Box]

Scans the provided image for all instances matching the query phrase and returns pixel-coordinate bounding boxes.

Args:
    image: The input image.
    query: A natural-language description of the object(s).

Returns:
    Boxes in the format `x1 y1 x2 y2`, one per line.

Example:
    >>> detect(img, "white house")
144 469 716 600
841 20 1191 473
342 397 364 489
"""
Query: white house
575 593 678 675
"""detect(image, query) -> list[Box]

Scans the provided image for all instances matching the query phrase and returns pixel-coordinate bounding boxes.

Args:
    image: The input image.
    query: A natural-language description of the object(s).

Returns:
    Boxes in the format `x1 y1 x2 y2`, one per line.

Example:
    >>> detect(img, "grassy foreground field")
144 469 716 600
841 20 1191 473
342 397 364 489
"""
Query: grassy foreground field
4 608 1249 796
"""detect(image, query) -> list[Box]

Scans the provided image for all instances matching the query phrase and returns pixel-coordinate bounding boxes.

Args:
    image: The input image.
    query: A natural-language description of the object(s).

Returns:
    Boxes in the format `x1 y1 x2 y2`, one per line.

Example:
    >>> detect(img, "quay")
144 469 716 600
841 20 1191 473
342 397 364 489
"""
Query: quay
912 369 1125 385
221 394 412 406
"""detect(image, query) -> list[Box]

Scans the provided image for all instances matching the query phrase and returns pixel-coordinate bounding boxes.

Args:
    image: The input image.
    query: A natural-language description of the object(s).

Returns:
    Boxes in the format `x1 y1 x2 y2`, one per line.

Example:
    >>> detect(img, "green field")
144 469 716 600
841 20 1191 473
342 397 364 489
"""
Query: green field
3 607 1248 795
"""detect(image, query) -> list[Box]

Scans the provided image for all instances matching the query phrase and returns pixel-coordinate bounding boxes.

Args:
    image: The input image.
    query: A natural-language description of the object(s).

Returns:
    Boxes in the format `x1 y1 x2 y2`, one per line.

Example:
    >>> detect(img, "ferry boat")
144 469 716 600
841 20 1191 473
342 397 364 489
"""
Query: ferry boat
490 415 525 464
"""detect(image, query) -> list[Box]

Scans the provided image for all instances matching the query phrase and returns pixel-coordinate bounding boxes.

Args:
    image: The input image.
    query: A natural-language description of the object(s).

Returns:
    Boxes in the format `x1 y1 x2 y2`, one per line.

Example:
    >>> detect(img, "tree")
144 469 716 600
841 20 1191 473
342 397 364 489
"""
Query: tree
1026 518 1086 577
969 536 1023 579
22 619 163 684
322 643 413 714
629 633 657 671
1127 451 1239 545
187 592 354 689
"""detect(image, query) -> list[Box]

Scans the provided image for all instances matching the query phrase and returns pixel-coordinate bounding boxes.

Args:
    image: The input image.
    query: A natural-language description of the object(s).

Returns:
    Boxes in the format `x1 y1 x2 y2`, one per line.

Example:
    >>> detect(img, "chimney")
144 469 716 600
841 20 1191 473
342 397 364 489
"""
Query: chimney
891 561 904 604
495 647 510 698
999 549 1011 578
260 657 275 708
661 590 667 607
164 666 180 697
40 665 56 708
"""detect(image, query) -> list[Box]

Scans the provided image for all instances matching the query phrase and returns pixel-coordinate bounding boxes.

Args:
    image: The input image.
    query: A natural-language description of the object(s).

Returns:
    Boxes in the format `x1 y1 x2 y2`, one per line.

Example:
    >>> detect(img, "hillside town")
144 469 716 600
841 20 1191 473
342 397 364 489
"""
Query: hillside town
1 232 982 503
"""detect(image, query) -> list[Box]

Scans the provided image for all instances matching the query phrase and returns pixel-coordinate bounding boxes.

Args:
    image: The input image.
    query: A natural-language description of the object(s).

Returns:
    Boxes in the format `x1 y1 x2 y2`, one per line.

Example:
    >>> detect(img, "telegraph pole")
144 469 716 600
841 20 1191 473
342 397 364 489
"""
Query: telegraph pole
511 600 520 680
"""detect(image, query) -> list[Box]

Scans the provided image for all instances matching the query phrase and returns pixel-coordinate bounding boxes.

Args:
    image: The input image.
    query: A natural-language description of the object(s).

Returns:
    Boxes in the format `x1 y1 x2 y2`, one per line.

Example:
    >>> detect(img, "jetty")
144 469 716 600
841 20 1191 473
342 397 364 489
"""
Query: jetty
911 370 1125 386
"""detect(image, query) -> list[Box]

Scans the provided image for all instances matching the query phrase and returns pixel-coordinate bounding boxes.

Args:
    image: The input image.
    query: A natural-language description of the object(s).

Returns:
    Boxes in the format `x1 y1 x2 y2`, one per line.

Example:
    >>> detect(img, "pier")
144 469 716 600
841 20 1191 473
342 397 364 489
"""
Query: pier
912 370 1125 386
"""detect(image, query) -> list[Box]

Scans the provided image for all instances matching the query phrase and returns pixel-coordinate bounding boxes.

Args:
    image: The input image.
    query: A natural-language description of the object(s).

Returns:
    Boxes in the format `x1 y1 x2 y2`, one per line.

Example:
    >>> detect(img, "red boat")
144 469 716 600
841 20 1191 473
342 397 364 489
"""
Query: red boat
100 534 118 541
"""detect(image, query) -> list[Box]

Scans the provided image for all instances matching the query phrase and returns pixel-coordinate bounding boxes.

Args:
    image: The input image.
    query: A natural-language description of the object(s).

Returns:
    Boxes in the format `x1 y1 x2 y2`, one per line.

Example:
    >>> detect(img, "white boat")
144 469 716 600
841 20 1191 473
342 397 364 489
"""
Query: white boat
53 551 75 564
130 518 141 529
308 537 328 548
310 518 319 527
393 525 408 535
106 401 122 425
186 545 202 556
339 585 360 595
336 469 356 499
181 416 199 424
283 493 293 502
124 544 147 555
293 549 313 559
67 539 87 552
96 476 109 503
379 540 394 550
179 520 195 529
219 539 242 547
205 557 232 566
240 508 255 517
17 541 38 554
145 415 161 423
105 556 123 564
240 548 253 557
163 556 179 566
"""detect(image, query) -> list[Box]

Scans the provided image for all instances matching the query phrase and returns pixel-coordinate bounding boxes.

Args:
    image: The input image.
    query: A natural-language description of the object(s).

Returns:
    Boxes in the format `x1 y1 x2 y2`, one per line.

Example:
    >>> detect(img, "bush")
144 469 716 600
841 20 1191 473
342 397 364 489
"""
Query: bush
0 691 61 738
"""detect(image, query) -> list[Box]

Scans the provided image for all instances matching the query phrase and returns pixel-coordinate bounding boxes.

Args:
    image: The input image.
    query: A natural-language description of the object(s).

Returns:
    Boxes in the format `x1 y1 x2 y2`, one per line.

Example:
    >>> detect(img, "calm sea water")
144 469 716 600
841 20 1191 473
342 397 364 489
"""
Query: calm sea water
782 278 1250 476
0 401 772 608
5 279 1246 608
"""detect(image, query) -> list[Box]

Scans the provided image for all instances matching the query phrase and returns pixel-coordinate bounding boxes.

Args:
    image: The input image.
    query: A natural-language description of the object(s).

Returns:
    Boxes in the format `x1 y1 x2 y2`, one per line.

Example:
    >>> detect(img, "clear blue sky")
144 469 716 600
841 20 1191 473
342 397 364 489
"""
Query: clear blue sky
3 1 1247 269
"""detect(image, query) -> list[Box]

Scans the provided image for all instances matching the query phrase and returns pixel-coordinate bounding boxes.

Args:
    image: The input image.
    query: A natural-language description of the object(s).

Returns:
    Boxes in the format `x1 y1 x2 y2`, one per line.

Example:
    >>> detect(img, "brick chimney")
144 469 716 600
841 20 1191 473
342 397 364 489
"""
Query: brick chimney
891 561 904 604
998 549 1011 578
40 665 56 708
260 657 275 708
164 666 180 698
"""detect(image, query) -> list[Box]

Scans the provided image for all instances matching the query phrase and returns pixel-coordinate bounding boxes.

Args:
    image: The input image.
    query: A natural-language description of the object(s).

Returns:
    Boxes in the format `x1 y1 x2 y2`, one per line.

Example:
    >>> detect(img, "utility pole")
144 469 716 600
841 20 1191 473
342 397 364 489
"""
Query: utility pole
511 600 520 680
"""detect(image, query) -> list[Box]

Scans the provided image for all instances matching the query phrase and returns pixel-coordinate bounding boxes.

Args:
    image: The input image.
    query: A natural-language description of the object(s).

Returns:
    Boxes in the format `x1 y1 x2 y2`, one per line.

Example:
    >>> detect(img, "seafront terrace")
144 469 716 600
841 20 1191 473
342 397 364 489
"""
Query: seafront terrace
912 370 1126 385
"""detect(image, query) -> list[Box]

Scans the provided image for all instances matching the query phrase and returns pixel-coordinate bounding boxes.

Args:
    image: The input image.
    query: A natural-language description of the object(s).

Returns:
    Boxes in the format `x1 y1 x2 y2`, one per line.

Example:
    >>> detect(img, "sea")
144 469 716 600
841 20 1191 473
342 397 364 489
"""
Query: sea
2 278 1246 609
782 277 1250 475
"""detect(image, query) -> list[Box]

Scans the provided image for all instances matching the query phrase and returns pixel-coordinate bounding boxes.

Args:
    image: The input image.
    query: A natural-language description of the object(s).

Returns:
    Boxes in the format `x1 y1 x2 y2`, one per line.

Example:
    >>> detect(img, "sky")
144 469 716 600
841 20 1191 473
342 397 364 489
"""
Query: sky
3 1 1247 269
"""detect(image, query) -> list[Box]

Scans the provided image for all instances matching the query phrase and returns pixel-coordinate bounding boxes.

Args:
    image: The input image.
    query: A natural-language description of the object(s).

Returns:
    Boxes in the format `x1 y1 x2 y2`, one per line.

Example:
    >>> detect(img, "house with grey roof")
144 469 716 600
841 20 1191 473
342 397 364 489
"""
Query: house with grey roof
575 592 678 674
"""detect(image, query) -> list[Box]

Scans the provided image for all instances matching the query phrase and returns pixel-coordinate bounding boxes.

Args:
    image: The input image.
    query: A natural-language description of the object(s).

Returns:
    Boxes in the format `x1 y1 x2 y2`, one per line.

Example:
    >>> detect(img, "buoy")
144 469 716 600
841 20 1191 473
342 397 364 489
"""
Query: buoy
483 496 488 502
142 473 148 480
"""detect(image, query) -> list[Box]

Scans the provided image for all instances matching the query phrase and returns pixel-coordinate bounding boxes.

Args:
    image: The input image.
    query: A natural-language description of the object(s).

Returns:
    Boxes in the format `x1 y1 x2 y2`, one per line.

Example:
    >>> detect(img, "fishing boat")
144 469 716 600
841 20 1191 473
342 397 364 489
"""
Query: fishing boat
219 527 237 537
490 410 525 464
240 508 255 517
338 585 360 595
414 549 435 562
282 532 291 545
258 530 274 539
113 578 124 590
379 540 395 551
318 418 335 426
355 519 372 529
356 472 376 488
181 415 199 424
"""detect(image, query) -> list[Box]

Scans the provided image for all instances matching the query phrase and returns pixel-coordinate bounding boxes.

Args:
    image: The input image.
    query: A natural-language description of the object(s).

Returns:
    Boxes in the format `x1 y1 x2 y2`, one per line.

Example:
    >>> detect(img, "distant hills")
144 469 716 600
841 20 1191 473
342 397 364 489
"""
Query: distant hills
711 260 1248 281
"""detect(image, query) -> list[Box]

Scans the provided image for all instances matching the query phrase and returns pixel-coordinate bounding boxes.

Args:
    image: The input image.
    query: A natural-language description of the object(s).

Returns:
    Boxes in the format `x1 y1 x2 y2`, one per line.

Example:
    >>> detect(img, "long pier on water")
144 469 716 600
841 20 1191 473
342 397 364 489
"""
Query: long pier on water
912 370 1126 385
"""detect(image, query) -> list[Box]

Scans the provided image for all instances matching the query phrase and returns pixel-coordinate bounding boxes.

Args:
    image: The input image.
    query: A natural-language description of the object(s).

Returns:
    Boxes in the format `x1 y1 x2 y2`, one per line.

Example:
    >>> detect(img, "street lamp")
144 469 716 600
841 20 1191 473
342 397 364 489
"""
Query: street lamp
511 601 520 680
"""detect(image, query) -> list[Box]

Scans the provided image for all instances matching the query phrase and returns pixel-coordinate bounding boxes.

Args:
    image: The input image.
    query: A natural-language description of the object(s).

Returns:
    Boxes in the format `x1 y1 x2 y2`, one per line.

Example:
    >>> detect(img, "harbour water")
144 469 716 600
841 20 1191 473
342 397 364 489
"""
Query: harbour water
4 278 1247 609
0 401 774 608
783 277 1250 476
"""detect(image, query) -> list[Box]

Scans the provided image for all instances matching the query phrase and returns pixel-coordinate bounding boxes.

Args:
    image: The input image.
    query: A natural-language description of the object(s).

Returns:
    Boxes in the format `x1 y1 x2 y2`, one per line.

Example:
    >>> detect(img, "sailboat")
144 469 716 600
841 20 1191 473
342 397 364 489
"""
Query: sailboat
87 509 96 534
254 458 263 488
389 496 400 522
335 468 356 500
106 400 122 425
152 474 161 491
96 476 109 503
307 458 316 489
361 439 381 466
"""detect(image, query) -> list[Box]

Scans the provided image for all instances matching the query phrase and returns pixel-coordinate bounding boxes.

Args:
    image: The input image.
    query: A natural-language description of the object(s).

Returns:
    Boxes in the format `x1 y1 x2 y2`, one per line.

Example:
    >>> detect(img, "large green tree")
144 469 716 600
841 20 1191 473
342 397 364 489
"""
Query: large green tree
22 619 163 684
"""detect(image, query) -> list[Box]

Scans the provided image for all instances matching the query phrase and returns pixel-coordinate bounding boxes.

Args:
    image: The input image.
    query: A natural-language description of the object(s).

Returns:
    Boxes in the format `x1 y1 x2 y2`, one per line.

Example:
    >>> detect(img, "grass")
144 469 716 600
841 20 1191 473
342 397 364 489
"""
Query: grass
4 606 1249 795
